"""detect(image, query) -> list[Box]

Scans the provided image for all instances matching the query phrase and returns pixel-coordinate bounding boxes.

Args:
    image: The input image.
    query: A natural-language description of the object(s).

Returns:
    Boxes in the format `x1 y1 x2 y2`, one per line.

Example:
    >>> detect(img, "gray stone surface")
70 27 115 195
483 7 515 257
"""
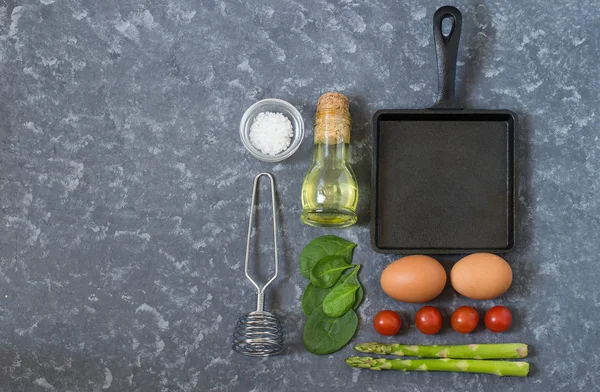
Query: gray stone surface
0 0 599 390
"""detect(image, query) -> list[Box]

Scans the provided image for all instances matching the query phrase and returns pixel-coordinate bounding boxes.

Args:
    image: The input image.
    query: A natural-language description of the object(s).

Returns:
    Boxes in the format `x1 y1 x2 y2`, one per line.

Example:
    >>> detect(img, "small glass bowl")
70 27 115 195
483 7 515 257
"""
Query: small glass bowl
239 98 304 162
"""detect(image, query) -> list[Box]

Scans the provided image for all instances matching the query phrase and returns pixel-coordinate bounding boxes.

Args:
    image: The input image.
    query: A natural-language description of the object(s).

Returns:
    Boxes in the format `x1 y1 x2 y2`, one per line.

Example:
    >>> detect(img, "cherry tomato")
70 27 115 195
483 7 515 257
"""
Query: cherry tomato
415 306 442 335
373 310 402 336
451 306 479 334
485 306 513 333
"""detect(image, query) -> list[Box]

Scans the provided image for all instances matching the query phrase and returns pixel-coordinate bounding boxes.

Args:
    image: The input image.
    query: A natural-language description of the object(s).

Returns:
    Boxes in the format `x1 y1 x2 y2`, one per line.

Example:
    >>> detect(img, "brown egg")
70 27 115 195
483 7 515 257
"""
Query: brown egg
450 253 513 300
380 255 447 303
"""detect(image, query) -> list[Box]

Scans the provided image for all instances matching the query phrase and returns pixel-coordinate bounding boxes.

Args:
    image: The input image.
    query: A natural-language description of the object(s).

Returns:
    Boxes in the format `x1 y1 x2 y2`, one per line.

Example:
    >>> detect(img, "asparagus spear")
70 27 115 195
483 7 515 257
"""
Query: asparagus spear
346 357 529 377
354 342 528 359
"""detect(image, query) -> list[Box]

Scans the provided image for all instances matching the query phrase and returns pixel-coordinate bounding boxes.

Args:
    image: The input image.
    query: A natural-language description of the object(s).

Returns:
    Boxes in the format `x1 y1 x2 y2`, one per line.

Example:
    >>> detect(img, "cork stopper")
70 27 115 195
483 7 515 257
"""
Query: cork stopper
317 92 350 114
314 92 351 144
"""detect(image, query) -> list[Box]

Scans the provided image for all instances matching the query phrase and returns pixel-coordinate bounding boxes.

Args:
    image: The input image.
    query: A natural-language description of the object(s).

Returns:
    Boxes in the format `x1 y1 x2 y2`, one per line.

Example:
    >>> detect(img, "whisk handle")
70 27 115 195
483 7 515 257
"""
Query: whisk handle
244 172 279 294
256 291 264 312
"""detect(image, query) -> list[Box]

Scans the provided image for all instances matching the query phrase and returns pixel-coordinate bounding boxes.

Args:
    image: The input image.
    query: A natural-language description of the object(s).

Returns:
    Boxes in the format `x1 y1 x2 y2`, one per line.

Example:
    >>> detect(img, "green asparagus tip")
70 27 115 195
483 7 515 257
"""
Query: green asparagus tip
346 356 393 370
354 342 384 354
346 356 372 368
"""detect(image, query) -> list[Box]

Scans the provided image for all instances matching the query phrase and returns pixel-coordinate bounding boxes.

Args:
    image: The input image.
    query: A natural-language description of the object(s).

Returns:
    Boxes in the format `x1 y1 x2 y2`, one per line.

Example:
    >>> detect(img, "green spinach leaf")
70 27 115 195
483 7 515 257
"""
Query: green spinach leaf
323 283 359 318
310 255 352 288
299 235 356 278
301 283 331 316
340 265 363 310
303 306 358 355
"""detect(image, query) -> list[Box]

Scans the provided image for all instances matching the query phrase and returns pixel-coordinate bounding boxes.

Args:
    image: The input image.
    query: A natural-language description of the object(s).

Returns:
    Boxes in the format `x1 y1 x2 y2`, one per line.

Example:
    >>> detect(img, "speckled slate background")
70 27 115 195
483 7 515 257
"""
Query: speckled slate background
0 0 599 390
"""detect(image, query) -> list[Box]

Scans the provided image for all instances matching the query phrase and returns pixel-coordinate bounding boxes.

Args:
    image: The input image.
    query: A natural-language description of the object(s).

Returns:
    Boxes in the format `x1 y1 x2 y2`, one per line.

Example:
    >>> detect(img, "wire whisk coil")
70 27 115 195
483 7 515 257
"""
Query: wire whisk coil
232 173 284 357
233 311 283 356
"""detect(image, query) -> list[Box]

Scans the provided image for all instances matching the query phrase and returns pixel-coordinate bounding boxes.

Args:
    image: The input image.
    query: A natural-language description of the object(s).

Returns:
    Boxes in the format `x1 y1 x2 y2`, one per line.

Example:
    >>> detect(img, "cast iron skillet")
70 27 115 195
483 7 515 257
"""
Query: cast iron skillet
371 6 517 254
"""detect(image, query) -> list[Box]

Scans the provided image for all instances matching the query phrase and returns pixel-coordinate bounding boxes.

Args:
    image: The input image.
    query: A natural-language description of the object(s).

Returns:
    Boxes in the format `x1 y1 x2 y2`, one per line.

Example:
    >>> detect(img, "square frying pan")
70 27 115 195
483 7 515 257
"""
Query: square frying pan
371 6 517 254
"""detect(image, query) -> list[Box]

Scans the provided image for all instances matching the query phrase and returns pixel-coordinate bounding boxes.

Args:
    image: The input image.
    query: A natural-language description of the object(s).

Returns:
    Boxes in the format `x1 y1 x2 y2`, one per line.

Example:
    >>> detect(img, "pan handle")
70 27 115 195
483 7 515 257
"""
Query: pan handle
432 6 462 109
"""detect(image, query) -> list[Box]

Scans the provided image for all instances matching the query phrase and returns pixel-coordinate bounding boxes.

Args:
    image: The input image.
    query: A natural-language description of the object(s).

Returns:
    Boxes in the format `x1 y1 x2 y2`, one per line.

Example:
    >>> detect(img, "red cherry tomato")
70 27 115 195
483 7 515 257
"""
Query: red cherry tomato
415 306 442 335
485 306 513 332
373 310 402 336
451 306 479 334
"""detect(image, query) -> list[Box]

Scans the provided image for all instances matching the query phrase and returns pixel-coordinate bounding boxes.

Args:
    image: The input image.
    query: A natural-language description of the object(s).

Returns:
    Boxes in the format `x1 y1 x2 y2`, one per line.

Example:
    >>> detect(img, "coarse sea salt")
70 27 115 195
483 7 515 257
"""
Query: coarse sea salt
249 111 293 155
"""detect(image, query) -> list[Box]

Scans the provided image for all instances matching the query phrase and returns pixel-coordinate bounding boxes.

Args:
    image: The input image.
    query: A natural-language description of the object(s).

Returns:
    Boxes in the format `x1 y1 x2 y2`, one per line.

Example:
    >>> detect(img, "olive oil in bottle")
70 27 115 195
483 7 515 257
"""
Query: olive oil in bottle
301 92 358 228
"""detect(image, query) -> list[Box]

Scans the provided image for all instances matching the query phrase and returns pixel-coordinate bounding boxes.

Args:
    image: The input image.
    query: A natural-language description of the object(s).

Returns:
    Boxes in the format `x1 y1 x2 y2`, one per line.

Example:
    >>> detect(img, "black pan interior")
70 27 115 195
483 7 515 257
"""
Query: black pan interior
372 110 515 253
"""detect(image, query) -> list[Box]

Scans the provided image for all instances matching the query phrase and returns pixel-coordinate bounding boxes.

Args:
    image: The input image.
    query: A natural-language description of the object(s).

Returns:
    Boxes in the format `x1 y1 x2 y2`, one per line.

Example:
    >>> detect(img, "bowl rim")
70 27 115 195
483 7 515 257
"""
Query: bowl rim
239 98 305 162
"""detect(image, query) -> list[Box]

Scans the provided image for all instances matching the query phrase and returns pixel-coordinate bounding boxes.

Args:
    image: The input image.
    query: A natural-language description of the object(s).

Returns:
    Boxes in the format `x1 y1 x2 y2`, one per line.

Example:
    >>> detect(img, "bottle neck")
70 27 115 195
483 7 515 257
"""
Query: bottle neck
313 142 349 162
313 110 352 145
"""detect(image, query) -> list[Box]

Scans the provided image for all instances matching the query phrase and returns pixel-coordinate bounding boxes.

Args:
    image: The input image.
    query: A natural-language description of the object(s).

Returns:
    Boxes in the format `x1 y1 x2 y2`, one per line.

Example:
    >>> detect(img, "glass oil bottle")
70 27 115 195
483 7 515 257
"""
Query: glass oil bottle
301 92 358 228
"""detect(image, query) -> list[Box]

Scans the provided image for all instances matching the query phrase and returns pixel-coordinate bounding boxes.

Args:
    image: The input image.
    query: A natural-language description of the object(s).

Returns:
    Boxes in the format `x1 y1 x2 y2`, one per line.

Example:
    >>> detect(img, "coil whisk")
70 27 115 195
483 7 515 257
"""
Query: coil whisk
232 173 283 357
